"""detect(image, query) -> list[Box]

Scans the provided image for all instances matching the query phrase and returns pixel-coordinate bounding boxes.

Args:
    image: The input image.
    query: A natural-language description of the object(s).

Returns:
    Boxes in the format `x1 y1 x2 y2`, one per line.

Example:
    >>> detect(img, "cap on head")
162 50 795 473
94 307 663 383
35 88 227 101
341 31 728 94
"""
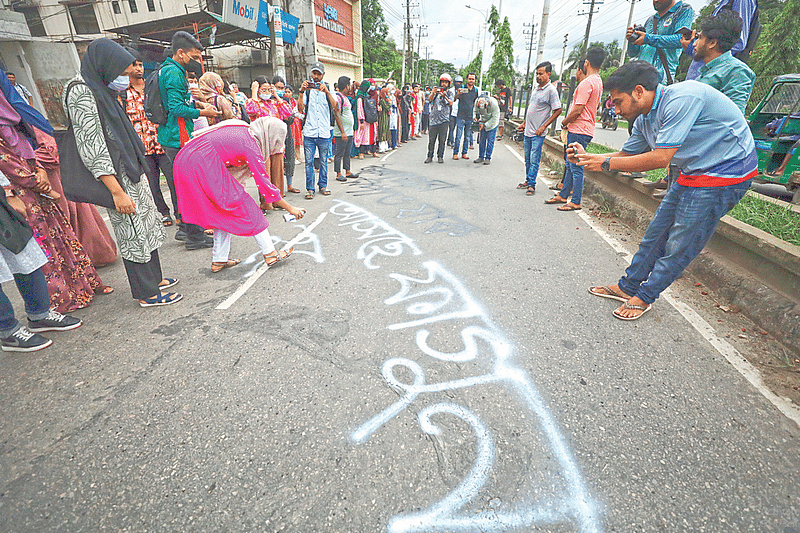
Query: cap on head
311 62 325 74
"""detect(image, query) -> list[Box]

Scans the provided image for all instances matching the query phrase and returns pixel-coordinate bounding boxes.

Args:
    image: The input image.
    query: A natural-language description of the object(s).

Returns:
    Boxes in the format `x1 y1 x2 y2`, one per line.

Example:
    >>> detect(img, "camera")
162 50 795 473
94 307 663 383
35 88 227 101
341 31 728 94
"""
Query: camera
309 80 321 89
628 24 646 43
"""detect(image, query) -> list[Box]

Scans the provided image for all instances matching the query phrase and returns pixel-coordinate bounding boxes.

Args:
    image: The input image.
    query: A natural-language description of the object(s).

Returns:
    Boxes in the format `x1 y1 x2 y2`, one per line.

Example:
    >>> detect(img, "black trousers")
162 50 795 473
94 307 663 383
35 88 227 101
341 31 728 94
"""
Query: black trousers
143 152 176 218
163 147 205 243
421 113 429 132
427 123 449 159
123 250 163 300
334 136 352 173
284 131 295 186
401 111 410 142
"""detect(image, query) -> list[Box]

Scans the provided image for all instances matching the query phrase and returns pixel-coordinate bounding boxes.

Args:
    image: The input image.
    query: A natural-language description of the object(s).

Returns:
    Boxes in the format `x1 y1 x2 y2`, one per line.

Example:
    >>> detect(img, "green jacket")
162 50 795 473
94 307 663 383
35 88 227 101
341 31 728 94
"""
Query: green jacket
157 57 200 149
474 95 500 131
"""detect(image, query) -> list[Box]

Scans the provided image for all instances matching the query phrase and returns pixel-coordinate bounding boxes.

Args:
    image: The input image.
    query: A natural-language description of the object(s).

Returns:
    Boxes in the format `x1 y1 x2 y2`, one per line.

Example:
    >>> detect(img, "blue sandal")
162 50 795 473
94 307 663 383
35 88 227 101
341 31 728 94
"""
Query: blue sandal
159 278 179 290
139 292 183 308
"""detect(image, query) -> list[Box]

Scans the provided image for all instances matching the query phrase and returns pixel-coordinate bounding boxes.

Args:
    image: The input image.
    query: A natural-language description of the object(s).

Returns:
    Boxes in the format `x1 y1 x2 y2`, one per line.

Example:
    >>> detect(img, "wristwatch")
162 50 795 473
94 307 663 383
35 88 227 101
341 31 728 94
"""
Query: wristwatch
601 157 611 172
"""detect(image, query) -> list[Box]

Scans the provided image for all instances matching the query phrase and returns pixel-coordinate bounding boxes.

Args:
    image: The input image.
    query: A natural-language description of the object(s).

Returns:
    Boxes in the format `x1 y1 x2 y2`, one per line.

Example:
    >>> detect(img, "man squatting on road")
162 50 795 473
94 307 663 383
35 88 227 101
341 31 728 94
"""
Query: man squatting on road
574 61 756 321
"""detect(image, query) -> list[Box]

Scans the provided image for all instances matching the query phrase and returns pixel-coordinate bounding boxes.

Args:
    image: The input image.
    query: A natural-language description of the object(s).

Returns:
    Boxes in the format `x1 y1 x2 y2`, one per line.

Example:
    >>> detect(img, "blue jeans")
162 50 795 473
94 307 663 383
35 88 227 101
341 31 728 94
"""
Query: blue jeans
559 132 592 204
478 126 497 160
390 129 398 149
524 135 546 187
0 269 50 336
304 136 330 191
453 118 473 155
618 179 751 304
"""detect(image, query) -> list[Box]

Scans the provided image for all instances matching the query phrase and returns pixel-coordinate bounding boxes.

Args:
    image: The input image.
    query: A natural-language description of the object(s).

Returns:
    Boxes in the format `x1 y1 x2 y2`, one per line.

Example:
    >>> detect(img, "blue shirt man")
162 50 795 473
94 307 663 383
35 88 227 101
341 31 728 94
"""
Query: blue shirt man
573 62 754 320
627 0 695 84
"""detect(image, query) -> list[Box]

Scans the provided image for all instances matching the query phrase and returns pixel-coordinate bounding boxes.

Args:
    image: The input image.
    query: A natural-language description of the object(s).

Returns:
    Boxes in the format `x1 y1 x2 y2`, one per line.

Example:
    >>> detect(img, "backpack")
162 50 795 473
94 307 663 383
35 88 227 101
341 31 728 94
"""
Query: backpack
143 66 167 125
361 94 378 123
719 0 761 63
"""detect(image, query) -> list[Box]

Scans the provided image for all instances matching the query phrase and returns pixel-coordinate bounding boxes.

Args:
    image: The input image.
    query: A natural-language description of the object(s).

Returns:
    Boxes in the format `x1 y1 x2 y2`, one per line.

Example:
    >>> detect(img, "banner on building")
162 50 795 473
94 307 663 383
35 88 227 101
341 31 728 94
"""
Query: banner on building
222 0 298 44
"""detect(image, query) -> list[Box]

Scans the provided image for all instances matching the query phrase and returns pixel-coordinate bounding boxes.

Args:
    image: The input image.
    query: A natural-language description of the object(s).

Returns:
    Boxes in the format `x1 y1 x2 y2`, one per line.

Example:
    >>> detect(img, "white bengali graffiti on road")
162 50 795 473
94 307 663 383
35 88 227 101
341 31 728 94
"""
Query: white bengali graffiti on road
331 200 601 533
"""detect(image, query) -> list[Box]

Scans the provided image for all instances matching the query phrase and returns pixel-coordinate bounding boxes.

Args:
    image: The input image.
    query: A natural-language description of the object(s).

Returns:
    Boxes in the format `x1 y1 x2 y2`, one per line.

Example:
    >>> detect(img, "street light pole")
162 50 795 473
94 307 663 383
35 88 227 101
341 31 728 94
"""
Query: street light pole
619 0 638 66
465 4 489 90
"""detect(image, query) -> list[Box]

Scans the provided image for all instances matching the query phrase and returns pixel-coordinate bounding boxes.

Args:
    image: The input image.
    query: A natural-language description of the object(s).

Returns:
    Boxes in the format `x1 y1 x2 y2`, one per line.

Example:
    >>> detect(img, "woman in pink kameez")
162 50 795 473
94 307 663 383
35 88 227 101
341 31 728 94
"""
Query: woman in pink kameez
172 120 305 273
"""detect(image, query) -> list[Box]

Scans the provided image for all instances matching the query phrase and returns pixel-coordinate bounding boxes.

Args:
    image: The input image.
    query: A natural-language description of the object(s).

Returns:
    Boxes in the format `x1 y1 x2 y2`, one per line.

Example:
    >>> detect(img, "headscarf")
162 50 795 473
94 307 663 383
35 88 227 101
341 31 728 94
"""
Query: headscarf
0 69 52 148
0 90 36 160
248 116 287 157
79 38 148 182
199 72 223 102
356 80 370 99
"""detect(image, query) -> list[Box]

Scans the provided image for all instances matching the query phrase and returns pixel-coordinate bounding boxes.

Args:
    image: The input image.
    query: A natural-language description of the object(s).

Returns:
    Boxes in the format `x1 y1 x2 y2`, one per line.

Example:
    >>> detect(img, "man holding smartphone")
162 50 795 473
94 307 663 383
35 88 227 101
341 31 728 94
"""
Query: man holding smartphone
425 74 454 164
452 73 479 160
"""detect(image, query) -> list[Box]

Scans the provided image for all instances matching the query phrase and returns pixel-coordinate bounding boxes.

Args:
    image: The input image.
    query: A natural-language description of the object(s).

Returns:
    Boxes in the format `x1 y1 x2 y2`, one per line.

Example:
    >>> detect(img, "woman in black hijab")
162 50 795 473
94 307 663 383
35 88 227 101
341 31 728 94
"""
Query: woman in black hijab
63 38 181 308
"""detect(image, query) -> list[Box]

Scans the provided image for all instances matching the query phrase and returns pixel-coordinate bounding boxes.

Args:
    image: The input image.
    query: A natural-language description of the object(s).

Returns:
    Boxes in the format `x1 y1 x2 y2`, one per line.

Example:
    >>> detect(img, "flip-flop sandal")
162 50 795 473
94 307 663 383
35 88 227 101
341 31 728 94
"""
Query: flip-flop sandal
96 285 114 295
140 292 182 308
346 173 359 179
549 184 563 190
287 187 301 193
320 188 331 196
612 302 652 321
588 285 629 303
517 183 529 189
557 204 582 211
545 196 568 204
211 259 241 273
161 216 173 227
526 187 536 196
305 191 314 200
336 176 347 182
264 247 294 266
159 278 179 290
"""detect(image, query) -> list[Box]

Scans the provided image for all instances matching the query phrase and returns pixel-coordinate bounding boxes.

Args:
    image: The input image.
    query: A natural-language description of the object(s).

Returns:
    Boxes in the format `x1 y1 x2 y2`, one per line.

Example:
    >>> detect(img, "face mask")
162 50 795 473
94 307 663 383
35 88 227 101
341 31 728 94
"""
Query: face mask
107 75 129 91
186 59 202 74
188 82 199 89
259 92 271 101
276 90 285 98
370 85 375 91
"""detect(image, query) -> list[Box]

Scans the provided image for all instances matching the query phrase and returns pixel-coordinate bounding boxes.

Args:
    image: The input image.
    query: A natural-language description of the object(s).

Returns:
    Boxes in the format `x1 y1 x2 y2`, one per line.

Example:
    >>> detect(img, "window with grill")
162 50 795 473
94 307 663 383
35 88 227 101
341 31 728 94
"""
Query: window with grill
67 3 101 35
146 0 156 11
112 1 121 14
14 6 47 37
129 0 138 13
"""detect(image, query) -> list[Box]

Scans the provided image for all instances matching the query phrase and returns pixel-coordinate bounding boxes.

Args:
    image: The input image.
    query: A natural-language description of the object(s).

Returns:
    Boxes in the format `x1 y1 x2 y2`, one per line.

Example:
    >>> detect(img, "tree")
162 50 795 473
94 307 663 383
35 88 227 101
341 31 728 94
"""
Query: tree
420 59 458 87
486 6 515 87
752 0 800 78
561 40 619 81
361 0 402 79
460 50 483 80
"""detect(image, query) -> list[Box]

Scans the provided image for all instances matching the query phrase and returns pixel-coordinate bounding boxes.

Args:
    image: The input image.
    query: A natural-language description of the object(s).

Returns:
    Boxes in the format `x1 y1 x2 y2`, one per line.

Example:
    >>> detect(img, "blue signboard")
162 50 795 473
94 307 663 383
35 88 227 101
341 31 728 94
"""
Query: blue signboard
254 1 299 44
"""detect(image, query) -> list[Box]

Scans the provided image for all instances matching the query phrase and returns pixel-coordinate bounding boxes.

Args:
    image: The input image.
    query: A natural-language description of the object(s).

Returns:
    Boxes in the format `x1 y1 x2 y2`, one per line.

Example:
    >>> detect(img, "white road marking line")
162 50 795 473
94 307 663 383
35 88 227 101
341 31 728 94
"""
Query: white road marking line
216 212 328 310
504 143 555 186
577 210 800 429
381 149 397 162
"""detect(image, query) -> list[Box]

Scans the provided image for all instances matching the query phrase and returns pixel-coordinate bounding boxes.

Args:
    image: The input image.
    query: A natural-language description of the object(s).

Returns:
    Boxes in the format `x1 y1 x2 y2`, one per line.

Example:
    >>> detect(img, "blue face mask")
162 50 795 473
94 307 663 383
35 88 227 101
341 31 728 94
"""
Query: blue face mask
277 90 285 98
107 75 129 91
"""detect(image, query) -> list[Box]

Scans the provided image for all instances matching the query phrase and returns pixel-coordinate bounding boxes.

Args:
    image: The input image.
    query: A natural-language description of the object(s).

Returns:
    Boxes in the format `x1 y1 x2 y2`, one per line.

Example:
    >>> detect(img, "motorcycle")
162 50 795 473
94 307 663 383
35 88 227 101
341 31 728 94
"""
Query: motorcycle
601 108 618 130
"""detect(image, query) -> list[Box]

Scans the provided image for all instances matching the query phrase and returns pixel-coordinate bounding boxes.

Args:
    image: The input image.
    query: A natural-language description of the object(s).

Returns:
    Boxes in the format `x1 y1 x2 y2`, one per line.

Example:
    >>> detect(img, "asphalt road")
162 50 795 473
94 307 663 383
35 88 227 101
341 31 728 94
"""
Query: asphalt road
0 135 798 533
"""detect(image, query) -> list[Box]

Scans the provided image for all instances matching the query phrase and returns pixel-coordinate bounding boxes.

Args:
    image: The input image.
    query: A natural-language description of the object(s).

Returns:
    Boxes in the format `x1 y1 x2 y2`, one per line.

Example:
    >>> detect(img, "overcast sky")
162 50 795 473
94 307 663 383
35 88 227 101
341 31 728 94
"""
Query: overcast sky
379 0 709 77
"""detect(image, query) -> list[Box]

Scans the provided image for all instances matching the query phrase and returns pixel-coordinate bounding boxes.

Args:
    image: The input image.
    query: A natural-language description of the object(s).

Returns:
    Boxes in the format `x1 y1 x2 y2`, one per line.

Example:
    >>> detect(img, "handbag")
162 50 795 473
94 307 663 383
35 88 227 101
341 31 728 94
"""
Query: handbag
0 194 34 254
55 81 117 209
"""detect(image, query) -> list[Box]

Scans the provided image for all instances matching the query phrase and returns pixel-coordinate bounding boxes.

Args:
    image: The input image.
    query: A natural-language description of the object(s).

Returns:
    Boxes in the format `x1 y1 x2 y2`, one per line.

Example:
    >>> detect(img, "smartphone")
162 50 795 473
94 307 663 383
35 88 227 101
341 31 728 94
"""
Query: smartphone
459 88 469 94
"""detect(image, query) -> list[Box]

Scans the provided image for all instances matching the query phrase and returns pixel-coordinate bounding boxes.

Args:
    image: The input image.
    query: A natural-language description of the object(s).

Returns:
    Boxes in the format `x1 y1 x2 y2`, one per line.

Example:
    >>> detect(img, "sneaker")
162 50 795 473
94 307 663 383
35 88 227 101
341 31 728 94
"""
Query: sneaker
424 157 433 163
174 229 188 242
1 327 53 352
483 160 491 165
438 157 444 163
473 158 484 164
28 310 82 332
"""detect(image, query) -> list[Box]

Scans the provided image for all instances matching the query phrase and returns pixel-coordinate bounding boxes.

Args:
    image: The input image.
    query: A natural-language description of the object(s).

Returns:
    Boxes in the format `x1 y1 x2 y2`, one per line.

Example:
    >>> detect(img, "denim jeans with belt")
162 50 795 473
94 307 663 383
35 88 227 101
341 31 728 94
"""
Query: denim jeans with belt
478 126 497 160
524 135 546 188
453 118 473 155
618 179 751 304
304 136 330 191
559 132 592 204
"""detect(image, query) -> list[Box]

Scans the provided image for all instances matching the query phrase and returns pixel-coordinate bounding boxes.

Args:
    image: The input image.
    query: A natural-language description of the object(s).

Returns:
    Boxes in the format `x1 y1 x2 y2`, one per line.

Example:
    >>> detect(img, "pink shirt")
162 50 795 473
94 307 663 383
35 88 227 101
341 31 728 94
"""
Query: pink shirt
568 73 603 137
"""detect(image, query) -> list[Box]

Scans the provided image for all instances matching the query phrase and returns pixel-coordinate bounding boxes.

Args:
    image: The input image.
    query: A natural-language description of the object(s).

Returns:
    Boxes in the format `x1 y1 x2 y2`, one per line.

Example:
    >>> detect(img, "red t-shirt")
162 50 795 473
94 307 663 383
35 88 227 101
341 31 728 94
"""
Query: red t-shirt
568 74 603 137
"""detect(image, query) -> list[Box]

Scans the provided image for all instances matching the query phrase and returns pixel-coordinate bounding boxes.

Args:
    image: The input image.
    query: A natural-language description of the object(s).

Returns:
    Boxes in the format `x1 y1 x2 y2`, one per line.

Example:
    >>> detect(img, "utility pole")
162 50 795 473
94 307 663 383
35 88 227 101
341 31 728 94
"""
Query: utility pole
413 24 427 83
269 1 285 78
535 0 550 66
560 33 569 76
619 0 638 66
579 0 602 61
522 14 536 116
401 21 407 86
423 45 432 86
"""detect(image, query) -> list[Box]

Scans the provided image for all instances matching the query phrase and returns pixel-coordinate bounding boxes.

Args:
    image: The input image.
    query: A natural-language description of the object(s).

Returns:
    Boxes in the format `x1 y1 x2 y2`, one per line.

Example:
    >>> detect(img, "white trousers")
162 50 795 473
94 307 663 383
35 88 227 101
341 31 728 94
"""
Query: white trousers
212 228 276 262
